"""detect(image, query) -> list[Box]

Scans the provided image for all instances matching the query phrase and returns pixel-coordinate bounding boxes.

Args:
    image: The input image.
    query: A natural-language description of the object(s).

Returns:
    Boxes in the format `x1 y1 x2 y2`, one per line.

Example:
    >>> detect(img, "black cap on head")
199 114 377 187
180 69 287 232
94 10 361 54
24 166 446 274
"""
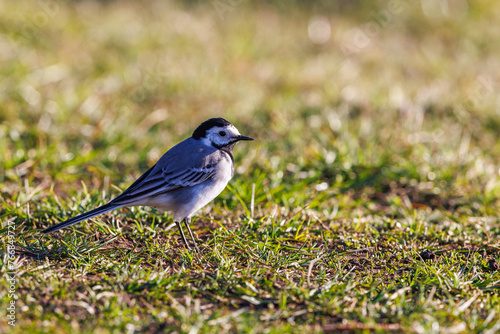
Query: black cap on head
192 118 232 139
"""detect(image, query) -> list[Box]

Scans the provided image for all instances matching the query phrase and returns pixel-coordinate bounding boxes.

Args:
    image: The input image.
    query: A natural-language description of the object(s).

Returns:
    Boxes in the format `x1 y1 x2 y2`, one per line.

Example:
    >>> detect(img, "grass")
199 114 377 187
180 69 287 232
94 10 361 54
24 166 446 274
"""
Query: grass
1 0 500 332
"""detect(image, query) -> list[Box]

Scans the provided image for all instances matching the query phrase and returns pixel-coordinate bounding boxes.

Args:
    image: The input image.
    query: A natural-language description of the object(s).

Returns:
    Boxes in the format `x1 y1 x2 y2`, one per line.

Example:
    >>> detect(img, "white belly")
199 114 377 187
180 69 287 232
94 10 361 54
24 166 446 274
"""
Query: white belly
147 158 233 222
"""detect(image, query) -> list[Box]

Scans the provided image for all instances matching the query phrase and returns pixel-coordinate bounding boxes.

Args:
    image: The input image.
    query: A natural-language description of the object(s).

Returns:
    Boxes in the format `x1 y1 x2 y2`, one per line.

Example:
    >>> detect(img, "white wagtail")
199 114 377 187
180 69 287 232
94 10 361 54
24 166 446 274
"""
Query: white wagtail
43 118 253 252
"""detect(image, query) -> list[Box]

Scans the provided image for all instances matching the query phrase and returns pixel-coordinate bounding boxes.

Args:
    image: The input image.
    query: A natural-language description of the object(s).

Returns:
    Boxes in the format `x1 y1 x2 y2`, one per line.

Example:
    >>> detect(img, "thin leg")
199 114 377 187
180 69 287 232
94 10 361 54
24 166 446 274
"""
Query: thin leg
175 221 191 250
184 218 200 253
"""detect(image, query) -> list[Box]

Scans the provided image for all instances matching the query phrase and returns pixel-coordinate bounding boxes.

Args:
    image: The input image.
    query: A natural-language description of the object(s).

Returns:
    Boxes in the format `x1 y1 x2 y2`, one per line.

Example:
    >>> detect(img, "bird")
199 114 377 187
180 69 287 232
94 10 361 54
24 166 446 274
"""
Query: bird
42 117 253 252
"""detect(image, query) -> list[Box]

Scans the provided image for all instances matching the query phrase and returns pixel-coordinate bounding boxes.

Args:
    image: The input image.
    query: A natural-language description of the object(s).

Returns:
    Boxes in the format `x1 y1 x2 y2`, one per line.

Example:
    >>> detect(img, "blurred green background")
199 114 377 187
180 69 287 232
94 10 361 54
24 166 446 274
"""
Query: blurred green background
1 0 500 333
1 0 499 215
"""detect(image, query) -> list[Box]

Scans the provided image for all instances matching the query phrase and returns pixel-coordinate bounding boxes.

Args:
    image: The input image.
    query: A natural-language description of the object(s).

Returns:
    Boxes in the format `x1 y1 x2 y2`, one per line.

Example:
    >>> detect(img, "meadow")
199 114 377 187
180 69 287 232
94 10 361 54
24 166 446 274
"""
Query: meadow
1 0 500 332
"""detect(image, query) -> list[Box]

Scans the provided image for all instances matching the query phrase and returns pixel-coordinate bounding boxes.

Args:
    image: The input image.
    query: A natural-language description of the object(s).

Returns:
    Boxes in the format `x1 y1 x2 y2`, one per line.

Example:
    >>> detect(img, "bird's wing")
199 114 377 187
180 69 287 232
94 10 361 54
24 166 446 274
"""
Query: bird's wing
110 140 218 206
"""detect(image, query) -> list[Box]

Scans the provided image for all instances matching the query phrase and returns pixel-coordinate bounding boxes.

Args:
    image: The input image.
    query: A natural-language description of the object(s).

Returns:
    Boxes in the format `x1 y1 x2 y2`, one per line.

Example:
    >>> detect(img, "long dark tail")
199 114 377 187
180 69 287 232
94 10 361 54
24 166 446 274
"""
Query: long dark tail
42 202 122 234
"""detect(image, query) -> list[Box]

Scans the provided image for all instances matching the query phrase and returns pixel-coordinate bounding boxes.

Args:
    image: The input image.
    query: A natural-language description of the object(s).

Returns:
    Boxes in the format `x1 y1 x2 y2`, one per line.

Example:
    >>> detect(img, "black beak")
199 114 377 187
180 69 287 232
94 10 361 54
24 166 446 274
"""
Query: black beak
236 135 254 141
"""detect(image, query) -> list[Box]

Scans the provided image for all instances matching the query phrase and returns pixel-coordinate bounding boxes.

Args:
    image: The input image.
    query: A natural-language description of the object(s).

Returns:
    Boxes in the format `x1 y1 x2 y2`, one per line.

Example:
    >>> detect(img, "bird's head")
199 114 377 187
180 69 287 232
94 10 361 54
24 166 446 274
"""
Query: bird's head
192 118 253 150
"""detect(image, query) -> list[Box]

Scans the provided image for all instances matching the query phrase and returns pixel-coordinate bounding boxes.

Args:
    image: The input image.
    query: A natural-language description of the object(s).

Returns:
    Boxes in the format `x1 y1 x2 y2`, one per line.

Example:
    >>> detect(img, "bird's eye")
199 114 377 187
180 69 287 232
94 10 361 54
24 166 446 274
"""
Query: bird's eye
219 131 226 137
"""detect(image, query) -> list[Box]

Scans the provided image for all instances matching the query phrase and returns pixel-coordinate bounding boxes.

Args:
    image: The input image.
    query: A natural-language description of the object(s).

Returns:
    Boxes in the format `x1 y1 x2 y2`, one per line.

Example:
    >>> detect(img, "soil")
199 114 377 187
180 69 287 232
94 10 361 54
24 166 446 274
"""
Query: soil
488 258 499 271
419 249 436 260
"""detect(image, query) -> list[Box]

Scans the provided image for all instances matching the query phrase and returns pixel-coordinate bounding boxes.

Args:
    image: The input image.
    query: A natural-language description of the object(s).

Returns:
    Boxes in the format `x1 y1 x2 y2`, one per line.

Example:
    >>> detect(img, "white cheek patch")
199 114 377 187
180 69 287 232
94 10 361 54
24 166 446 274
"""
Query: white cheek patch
202 125 242 147
200 136 212 147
